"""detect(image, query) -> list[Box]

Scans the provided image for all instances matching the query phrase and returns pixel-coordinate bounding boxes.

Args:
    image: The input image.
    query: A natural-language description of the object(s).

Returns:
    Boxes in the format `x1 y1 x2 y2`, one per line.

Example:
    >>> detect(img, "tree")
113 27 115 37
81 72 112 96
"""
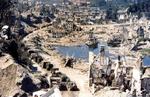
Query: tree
90 0 106 7
0 0 33 69
0 0 15 26
128 0 150 14
106 7 118 21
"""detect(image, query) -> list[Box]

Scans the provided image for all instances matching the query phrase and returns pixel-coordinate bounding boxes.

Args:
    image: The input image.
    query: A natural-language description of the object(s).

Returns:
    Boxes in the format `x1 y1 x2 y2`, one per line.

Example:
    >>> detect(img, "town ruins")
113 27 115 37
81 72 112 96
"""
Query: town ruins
0 0 150 97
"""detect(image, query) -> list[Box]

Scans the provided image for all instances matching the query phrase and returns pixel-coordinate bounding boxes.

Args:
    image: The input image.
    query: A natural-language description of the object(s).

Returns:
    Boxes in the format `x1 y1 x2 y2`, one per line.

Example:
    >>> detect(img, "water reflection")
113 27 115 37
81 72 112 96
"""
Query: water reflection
54 43 109 60
143 56 150 67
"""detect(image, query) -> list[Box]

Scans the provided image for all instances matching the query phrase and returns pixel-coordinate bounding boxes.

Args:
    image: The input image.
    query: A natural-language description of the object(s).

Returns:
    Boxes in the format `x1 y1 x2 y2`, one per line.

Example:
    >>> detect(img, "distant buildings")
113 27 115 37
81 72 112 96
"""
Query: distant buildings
69 0 88 5
117 8 129 23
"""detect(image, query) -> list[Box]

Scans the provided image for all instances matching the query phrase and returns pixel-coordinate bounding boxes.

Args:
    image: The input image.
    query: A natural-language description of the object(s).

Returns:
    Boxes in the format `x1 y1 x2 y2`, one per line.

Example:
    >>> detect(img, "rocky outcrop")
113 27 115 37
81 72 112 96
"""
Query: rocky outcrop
0 64 18 97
